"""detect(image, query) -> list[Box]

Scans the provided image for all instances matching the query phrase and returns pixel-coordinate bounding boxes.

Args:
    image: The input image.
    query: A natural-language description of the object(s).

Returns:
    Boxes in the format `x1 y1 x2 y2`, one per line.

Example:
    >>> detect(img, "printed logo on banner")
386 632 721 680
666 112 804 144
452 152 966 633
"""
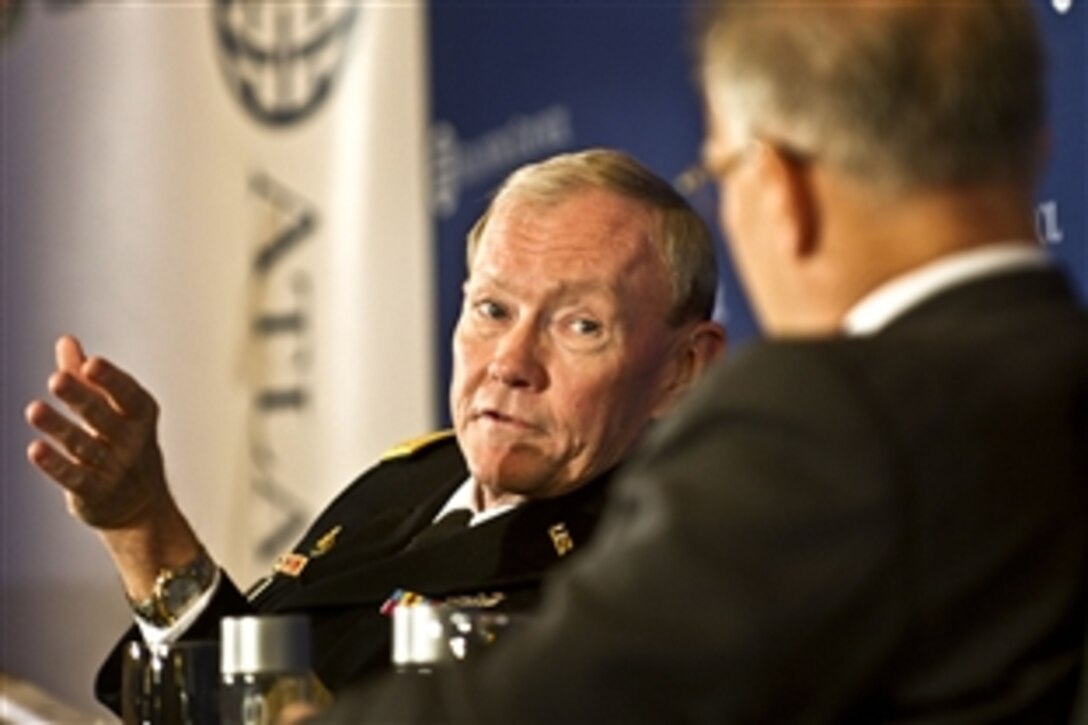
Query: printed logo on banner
213 0 359 127
432 105 575 218
246 171 319 558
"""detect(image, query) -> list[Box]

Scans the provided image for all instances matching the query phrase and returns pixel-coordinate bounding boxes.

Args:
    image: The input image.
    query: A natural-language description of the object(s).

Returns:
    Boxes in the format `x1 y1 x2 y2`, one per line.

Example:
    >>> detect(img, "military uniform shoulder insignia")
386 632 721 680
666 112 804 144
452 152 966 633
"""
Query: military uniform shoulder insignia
275 552 309 577
266 524 344 584
548 523 574 557
310 525 342 557
381 429 456 462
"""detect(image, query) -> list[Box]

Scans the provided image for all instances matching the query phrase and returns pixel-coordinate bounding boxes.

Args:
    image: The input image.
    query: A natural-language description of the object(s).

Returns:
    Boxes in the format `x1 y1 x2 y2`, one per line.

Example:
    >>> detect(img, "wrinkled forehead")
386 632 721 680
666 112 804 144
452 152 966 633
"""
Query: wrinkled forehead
471 191 669 292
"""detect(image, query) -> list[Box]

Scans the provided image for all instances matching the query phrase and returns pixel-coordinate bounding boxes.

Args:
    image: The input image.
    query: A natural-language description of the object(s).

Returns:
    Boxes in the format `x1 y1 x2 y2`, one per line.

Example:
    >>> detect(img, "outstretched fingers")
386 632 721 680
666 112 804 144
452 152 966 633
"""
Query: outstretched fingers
25 400 116 477
83 356 158 422
55 334 87 376
27 338 174 532
25 436 103 498
46 358 157 446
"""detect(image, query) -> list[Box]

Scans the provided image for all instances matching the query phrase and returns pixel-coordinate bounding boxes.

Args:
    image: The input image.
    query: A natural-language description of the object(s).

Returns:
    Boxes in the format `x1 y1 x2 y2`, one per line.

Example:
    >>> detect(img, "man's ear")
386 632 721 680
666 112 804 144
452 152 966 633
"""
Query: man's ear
752 142 819 261
651 321 727 419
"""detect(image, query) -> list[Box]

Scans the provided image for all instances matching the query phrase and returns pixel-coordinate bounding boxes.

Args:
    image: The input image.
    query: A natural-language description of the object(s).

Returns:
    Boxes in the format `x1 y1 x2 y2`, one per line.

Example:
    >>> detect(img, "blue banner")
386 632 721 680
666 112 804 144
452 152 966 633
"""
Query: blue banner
429 0 1087 420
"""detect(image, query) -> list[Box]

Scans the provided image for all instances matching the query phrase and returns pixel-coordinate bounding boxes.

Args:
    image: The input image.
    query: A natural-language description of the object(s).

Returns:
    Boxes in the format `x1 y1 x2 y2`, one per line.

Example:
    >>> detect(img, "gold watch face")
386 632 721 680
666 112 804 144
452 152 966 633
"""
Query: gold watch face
160 574 205 617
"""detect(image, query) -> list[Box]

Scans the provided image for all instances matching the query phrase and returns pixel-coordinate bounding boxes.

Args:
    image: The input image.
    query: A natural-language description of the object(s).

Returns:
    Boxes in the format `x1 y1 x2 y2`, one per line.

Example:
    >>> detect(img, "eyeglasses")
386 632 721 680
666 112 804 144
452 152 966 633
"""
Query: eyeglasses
675 138 813 199
674 140 758 199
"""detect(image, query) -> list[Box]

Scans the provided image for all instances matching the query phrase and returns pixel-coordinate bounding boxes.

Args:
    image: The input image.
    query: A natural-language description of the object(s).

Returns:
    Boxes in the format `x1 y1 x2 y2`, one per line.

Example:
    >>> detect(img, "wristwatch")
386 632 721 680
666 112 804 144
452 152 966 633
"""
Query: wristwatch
128 549 217 627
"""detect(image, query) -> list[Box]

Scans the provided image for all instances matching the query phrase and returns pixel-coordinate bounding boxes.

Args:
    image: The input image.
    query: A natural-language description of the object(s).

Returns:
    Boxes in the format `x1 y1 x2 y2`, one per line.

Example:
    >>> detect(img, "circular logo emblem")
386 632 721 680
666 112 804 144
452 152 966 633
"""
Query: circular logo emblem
213 0 359 128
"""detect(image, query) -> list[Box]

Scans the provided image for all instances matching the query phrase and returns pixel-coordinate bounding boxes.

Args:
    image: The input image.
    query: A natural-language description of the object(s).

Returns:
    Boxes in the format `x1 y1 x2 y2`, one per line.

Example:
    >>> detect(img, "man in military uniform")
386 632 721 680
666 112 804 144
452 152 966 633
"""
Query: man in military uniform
24 148 726 705
319 3 1088 722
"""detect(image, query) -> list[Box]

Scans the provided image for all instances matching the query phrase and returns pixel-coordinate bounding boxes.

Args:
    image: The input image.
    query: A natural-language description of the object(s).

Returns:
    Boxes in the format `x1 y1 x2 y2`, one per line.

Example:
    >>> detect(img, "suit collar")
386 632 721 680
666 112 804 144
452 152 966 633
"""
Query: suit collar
844 243 1050 336
877 265 1079 337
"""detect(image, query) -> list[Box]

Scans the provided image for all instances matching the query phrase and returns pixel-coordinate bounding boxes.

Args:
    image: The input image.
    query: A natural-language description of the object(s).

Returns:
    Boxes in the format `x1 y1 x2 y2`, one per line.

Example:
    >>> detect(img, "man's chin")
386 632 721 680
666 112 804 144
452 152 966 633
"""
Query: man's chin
467 453 557 498
474 466 551 497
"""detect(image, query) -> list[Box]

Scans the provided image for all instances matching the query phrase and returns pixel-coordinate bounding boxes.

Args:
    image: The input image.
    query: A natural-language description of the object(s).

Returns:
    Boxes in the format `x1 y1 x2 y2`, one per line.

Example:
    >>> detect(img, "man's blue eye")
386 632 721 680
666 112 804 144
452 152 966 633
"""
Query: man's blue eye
571 318 602 336
476 300 506 319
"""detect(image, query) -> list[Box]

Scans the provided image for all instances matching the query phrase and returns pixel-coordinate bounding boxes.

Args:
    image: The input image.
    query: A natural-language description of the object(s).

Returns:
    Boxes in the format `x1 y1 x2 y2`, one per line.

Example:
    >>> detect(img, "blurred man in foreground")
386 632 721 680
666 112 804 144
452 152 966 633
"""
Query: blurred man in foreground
23 149 725 708
325 2 1088 721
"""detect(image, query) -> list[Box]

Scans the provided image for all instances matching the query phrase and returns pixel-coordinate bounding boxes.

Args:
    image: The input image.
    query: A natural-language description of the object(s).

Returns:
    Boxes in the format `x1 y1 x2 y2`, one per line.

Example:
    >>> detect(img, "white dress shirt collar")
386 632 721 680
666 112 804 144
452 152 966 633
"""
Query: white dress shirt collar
843 242 1049 336
434 477 519 527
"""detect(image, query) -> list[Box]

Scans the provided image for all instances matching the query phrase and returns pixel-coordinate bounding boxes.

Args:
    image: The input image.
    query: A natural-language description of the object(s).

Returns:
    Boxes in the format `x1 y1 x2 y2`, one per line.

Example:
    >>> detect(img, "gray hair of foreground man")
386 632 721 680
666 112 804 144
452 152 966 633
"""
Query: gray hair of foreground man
466 149 719 326
698 0 1045 190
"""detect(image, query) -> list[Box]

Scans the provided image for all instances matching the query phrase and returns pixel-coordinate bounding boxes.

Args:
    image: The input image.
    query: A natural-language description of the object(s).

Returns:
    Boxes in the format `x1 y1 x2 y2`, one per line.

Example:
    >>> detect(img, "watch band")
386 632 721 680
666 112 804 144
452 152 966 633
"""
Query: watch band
128 548 217 628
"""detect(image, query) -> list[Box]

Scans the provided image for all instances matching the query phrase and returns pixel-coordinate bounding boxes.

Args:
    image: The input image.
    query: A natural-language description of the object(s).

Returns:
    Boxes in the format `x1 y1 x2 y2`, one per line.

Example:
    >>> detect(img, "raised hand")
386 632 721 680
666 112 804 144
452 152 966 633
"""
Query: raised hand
26 335 168 527
25 335 201 598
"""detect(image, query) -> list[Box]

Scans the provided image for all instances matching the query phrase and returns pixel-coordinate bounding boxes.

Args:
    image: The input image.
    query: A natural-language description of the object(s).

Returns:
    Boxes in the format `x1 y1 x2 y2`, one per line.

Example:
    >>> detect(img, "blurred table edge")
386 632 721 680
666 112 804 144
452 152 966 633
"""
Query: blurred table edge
1 669 115 724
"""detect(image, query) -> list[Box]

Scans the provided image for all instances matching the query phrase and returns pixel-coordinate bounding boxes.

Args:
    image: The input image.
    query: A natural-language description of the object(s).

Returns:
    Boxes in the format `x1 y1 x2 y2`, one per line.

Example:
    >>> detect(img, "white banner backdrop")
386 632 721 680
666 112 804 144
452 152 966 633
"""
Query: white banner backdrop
1 1 432 715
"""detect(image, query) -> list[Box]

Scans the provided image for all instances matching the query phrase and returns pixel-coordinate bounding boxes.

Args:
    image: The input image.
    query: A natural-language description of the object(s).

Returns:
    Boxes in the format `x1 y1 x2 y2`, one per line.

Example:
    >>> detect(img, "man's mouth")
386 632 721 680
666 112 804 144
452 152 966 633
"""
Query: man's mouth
475 408 538 431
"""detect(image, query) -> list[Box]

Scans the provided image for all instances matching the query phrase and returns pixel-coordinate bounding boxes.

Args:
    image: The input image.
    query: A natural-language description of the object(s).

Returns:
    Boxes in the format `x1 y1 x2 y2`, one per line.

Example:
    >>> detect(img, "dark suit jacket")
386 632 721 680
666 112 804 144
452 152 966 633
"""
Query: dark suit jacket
333 267 1088 723
96 434 616 712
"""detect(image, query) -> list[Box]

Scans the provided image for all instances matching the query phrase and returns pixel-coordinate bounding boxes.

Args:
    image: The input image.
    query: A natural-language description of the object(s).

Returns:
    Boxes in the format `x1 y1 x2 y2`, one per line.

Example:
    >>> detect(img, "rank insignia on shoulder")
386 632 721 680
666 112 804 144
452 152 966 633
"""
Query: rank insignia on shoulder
548 523 574 557
310 525 342 558
274 552 309 577
381 429 455 462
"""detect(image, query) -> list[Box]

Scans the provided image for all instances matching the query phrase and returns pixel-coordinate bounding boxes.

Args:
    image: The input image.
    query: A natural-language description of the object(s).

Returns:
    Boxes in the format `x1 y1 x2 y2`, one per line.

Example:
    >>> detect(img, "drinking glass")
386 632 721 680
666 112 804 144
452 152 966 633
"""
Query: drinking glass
121 639 221 725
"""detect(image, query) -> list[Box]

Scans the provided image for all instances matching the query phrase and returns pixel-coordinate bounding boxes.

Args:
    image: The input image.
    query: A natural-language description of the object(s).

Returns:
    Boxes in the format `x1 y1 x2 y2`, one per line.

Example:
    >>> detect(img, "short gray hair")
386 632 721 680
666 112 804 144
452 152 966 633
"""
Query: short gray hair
467 148 718 326
698 1 1045 190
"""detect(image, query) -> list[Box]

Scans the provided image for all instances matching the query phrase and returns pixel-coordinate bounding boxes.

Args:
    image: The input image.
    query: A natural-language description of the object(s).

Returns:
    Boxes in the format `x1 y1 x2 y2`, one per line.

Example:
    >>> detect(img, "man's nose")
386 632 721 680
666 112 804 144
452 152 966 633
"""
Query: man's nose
486 321 547 390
